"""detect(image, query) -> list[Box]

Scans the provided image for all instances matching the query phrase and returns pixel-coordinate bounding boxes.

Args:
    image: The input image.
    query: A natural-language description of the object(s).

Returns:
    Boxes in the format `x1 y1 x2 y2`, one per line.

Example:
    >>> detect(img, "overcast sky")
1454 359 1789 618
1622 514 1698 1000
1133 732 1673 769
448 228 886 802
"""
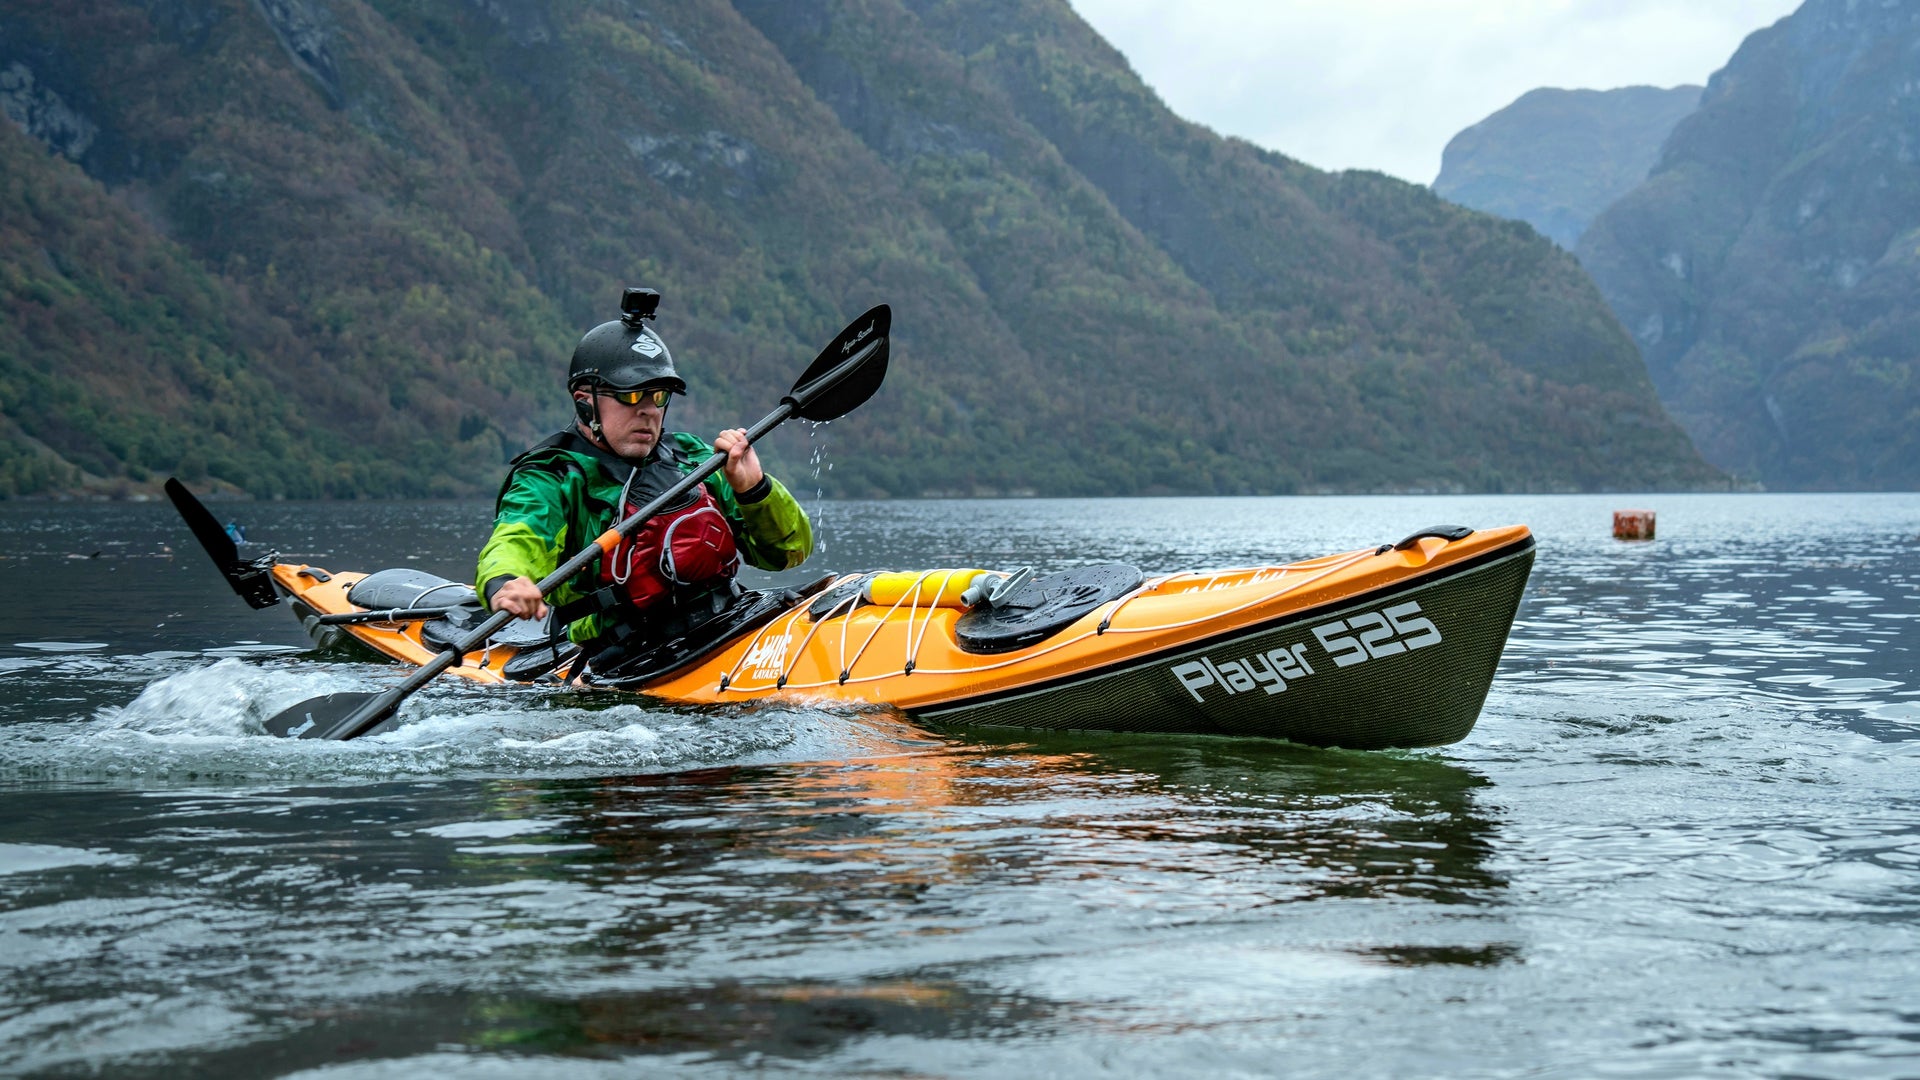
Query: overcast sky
1066 0 1803 184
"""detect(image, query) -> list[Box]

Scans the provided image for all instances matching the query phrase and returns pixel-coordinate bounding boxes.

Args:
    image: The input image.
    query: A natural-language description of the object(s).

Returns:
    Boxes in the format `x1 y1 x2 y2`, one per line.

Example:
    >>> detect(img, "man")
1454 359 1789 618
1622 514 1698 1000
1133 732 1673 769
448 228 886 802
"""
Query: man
477 287 812 675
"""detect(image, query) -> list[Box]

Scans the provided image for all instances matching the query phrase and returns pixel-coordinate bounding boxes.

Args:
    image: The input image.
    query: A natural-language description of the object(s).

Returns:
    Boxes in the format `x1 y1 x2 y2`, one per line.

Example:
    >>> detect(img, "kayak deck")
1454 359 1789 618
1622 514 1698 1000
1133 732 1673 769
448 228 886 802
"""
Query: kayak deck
268 524 1534 749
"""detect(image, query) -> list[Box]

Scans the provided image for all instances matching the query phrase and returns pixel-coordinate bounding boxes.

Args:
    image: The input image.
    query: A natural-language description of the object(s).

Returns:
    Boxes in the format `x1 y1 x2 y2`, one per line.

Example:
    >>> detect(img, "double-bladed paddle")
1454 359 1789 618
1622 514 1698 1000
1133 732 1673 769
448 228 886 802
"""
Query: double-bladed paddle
165 477 281 610
261 304 891 741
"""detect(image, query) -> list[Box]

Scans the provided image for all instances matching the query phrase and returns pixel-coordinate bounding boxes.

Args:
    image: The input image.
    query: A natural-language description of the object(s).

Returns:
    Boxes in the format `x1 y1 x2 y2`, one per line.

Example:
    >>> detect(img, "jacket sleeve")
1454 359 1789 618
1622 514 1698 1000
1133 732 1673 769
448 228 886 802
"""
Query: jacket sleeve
475 464 572 608
735 476 813 571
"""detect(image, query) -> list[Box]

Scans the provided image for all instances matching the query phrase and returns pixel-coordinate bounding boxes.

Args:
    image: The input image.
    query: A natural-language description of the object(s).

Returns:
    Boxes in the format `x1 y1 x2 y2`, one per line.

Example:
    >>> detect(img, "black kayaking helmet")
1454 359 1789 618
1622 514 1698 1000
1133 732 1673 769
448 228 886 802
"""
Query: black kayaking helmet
569 287 685 440
567 287 687 396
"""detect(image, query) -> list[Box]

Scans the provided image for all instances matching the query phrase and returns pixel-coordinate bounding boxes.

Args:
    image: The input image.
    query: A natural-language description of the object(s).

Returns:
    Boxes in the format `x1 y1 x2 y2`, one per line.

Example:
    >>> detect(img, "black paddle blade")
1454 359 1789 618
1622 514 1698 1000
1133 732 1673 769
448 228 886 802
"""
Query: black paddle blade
264 690 399 740
785 304 889 422
164 477 280 610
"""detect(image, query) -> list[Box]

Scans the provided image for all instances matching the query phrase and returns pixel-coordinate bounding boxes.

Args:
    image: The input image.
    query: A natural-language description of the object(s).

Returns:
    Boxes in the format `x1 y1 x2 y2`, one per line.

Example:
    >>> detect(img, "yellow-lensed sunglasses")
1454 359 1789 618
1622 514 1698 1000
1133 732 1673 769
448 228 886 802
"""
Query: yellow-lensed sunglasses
597 387 672 408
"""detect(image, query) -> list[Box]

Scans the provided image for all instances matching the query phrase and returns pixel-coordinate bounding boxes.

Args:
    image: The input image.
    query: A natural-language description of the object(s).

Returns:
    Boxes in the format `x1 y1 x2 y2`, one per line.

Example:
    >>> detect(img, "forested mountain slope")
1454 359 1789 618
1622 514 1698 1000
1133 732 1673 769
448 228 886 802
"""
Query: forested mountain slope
0 0 1720 497
1579 0 1920 489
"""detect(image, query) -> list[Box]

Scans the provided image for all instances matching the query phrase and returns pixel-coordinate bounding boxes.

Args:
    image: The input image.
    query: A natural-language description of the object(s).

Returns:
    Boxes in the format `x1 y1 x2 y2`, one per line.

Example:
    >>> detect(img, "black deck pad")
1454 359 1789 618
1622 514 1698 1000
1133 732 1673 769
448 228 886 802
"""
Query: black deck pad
502 643 579 682
955 563 1144 655
805 573 867 620
418 607 552 653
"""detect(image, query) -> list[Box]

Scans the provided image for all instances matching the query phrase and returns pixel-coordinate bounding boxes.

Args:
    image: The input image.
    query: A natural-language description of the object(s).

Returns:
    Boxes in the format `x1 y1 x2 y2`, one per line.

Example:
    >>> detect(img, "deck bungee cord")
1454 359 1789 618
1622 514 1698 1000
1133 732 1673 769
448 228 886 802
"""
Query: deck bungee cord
714 549 1380 695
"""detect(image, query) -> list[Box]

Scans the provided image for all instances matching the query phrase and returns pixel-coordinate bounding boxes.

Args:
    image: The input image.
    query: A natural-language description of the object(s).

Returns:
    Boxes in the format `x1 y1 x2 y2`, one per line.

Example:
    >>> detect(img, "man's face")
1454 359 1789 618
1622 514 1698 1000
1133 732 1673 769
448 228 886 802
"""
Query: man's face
576 387 666 460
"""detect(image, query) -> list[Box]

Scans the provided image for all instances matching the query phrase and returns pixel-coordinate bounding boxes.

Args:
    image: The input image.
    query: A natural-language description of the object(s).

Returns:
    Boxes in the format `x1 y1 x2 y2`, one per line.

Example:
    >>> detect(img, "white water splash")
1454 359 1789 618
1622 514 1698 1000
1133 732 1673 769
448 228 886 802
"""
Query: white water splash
0 658 920 786
95 658 344 737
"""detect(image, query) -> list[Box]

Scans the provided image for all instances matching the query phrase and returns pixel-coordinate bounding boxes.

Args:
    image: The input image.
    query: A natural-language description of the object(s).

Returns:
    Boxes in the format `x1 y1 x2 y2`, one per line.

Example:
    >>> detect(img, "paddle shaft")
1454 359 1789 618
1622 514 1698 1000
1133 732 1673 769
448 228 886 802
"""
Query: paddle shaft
313 400 799 741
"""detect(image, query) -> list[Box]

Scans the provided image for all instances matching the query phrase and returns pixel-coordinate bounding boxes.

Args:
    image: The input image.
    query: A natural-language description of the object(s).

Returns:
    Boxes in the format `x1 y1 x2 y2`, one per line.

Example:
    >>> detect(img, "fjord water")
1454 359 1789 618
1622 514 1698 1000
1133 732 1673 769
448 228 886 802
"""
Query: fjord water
0 493 1915 1078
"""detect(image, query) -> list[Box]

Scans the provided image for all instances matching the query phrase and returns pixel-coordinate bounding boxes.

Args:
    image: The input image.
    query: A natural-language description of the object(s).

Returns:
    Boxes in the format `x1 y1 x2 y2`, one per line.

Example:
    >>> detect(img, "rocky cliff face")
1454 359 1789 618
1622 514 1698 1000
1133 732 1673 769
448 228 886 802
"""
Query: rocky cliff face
1578 0 1920 489
1435 85 1701 250
0 0 1721 498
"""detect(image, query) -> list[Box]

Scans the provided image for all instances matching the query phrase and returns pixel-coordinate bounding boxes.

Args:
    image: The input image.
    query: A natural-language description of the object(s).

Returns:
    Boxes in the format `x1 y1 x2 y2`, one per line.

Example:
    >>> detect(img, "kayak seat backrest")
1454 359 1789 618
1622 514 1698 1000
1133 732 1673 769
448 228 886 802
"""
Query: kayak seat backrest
954 563 1144 655
346 568 474 612
348 569 553 653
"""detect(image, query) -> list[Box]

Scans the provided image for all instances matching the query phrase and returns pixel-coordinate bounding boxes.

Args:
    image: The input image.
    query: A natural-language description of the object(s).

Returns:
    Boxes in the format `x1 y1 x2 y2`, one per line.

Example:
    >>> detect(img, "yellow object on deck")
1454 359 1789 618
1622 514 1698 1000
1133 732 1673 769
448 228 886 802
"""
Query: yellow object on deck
862 569 993 608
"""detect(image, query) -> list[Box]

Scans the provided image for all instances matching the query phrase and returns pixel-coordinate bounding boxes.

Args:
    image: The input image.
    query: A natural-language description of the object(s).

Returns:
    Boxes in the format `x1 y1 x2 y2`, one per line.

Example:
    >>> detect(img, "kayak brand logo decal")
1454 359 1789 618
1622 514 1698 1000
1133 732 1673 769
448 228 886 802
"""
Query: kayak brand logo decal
1169 600 1441 703
1171 643 1314 702
1311 601 1442 668
842 320 875 354
630 331 664 358
743 633 791 681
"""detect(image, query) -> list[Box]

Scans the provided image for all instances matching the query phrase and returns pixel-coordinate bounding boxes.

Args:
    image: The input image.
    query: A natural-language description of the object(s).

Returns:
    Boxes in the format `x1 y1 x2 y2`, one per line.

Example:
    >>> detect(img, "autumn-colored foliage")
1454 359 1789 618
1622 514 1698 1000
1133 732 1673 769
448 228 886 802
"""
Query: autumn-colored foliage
0 0 1721 497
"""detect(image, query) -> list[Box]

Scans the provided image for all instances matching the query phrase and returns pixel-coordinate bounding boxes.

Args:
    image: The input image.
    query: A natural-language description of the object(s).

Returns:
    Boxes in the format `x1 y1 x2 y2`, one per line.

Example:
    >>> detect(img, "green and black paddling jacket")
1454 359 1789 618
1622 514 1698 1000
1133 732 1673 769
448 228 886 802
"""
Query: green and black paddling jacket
476 429 813 645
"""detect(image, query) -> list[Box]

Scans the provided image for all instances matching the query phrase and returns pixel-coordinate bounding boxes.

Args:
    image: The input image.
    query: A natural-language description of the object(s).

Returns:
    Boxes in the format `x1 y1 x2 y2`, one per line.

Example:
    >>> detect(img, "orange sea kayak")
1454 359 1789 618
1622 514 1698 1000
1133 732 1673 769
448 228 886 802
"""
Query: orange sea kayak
263 523 1533 750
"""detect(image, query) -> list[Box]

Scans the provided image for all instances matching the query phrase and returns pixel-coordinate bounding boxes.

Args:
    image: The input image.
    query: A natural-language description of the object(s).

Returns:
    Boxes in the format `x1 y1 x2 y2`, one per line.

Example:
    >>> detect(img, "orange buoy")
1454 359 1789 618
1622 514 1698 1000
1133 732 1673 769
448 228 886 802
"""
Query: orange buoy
1613 509 1656 540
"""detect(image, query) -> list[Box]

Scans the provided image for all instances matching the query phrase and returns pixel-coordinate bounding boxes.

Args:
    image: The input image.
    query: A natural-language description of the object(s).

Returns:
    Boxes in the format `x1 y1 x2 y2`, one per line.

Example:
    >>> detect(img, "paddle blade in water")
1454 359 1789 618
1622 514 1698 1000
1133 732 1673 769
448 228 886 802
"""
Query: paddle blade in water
265 691 385 739
786 304 889 422
164 477 281 610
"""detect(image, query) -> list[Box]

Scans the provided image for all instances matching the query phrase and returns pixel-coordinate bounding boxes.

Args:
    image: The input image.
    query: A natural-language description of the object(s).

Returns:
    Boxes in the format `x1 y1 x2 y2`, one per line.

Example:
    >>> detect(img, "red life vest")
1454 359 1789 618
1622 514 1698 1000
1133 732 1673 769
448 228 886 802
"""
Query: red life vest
597 458 741 612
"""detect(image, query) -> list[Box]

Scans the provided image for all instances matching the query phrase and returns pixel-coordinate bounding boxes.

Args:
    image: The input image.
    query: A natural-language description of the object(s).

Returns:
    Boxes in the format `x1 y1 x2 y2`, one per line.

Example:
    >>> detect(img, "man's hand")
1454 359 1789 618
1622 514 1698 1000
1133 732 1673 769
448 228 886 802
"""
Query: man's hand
713 428 764 493
492 576 548 620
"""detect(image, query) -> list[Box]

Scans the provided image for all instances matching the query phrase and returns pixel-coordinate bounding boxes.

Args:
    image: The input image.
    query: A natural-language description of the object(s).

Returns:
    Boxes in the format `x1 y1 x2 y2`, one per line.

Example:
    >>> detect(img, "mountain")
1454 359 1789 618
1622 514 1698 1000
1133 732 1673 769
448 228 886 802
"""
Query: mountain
1434 85 1702 250
1578 0 1920 489
0 0 1721 499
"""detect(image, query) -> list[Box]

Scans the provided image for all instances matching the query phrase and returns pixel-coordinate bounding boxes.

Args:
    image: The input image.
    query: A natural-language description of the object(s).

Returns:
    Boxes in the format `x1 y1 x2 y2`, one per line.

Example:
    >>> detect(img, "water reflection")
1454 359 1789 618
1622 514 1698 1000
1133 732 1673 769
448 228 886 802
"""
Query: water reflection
385 739 1510 1061
0 733 1510 1072
945 730 1506 905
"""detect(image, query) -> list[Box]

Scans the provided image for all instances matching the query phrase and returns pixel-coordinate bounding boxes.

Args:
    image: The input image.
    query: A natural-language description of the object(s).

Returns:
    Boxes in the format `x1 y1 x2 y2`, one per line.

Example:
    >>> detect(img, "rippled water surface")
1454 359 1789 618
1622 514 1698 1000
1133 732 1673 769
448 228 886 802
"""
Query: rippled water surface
1 493 1916 1078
